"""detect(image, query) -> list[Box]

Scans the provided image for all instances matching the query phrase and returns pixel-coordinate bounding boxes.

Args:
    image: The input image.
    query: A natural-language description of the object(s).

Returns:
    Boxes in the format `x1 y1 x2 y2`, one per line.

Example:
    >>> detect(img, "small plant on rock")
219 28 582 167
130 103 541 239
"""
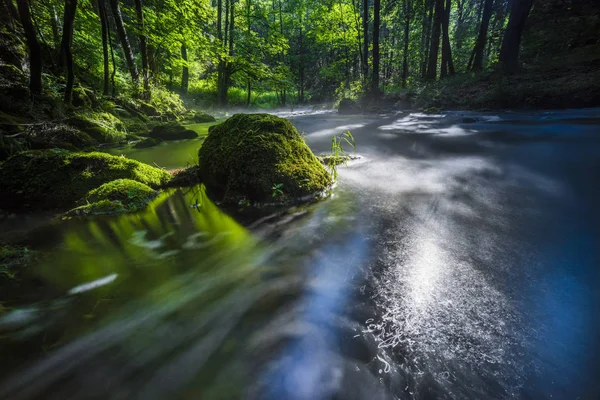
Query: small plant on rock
329 130 356 180
272 183 284 199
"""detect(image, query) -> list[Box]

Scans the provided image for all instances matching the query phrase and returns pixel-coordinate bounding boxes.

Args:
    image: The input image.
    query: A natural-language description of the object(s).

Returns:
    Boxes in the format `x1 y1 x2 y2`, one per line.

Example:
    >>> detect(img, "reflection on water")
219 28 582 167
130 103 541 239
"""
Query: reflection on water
105 121 219 169
1 109 600 399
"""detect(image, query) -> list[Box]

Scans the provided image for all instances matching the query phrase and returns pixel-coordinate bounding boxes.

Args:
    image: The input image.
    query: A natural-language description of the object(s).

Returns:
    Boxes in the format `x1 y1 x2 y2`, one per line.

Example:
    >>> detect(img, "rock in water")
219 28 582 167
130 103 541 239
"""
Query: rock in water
338 98 360 115
198 114 332 204
148 122 198 140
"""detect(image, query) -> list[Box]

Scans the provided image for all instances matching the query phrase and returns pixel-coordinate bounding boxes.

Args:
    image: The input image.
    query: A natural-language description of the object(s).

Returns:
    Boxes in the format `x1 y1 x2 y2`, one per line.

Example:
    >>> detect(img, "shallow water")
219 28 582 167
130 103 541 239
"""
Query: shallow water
1 108 599 399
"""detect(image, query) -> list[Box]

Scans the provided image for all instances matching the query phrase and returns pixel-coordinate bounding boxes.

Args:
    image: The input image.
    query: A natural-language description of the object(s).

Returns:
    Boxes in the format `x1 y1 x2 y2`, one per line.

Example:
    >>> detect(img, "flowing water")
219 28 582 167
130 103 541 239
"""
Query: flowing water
1 108 599 399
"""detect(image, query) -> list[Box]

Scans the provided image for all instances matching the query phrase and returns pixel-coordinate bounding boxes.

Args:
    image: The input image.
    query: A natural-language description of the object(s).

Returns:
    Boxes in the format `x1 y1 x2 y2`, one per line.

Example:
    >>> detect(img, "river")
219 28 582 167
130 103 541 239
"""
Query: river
1 108 599 399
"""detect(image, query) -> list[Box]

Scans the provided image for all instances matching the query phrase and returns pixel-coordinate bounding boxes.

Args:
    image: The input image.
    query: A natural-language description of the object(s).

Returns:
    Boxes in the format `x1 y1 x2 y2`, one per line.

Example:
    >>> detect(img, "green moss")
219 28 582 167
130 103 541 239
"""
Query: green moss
67 179 157 216
68 111 127 143
148 122 198 140
198 113 332 204
167 166 201 187
0 149 172 210
0 245 34 275
66 199 127 216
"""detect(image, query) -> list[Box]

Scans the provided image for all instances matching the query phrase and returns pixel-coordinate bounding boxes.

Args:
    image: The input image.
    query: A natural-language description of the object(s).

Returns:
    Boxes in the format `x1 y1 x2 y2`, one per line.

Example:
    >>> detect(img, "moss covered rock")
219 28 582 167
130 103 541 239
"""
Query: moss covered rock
198 113 332 204
0 149 171 210
133 137 162 148
68 112 127 143
148 122 197 140
67 179 157 216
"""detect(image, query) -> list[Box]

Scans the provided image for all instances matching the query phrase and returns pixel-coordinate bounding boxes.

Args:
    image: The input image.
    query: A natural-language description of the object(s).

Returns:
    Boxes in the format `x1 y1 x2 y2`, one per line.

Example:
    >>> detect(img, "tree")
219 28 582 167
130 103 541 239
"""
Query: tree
109 0 139 84
61 0 79 104
181 41 189 93
471 0 494 71
16 0 42 94
499 0 533 74
134 0 150 96
426 0 442 80
362 0 368 82
371 0 380 95
401 0 411 88
97 0 110 96
440 0 454 77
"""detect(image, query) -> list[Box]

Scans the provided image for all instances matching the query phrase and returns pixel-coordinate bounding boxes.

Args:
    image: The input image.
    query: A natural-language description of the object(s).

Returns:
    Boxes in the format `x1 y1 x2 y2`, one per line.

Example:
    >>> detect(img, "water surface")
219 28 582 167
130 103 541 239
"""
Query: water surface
1 108 599 399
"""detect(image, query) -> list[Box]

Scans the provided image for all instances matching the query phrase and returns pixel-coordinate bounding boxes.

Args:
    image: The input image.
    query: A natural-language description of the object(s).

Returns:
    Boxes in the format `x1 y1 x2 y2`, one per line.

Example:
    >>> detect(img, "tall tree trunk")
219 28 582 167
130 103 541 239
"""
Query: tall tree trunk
108 16 117 96
181 42 188 94
61 0 78 104
133 0 149 96
17 0 42 94
50 5 60 47
98 0 110 95
401 0 411 88
109 0 139 84
362 0 368 83
299 25 305 103
471 0 493 71
426 0 442 80
371 0 380 96
499 0 533 74
246 0 251 106
217 0 225 105
421 0 434 79
277 0 285 105
440 0 454 77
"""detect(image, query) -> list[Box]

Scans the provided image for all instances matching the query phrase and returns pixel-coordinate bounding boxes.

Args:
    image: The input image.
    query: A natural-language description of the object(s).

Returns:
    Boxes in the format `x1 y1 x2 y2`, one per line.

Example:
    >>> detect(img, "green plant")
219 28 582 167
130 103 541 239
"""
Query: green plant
329 131 356 180
271 183 284 199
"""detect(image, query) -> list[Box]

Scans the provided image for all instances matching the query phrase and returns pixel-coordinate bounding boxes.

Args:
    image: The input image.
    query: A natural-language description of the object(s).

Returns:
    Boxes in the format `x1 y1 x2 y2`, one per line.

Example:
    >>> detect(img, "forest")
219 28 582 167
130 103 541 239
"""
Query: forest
1 0 599 112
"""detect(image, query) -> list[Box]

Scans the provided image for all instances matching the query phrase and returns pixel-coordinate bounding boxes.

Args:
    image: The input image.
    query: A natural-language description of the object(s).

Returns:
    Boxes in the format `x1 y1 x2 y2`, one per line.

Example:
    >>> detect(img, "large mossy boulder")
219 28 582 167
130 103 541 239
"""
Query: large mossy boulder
198 113 332 204
67 179 157 216
0 149 171 210
148 122 198 140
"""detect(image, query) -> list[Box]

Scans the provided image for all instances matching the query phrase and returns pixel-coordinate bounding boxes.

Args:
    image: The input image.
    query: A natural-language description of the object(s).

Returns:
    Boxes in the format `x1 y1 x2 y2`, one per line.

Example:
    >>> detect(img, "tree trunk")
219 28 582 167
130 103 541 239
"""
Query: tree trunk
98 0 110 95
299 25 305 103
499 0 533 74
421 0 434 79
134 0 149 95
362 0 368 83
471 0 493 71
50 5 60 47
17 0 42 94
108 15 117 96
401 0 411 88
371 0 380 96
109 0 139 84
61 0 78 104
426 0 442 80
440 0 454 77
181 42 188 94
217 0 225 105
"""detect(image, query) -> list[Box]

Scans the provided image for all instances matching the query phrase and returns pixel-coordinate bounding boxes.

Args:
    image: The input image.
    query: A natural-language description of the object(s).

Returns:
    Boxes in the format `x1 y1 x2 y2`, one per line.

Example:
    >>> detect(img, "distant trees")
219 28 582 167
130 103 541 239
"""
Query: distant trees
2 0 554 104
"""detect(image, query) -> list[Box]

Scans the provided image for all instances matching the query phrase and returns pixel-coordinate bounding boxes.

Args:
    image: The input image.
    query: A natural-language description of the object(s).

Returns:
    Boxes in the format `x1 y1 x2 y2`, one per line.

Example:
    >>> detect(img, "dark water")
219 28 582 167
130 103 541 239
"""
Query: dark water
1 108 599 399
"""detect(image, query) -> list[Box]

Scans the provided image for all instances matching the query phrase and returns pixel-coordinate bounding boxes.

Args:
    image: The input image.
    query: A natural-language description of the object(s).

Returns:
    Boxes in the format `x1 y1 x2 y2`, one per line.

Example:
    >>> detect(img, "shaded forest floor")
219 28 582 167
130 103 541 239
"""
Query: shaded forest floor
406 45 600 111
